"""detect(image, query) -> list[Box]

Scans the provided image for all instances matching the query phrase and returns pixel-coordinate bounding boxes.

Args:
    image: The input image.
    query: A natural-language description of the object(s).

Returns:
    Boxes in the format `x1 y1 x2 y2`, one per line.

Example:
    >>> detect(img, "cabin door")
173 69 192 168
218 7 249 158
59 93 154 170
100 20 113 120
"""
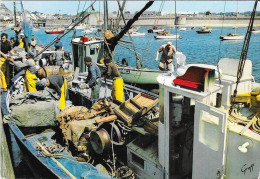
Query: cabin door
192 101 228 179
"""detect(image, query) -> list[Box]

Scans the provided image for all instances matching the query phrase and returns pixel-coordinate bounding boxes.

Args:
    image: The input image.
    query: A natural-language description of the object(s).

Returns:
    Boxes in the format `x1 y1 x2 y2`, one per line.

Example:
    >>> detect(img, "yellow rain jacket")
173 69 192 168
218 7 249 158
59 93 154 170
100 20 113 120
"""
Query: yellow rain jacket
18 38 24 47
60 79 67 110
14 58 37 92
0 57 7 89
112 77 124 102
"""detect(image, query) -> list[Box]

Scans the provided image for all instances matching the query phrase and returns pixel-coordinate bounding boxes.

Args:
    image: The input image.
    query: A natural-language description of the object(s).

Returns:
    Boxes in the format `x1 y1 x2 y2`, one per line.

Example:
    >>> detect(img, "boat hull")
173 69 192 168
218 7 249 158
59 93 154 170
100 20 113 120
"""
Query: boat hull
148 29 165 33
154 34 180 39
97 64 166 85
220 35 244 40
196 30 212 34
45 30 65 34
124 32 146 37
251 30 260 34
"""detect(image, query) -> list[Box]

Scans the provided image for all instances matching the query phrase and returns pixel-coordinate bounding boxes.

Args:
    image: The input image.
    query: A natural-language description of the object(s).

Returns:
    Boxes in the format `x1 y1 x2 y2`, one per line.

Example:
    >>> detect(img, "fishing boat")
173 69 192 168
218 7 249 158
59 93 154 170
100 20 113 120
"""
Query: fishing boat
154 32 180 40
179 27 187 31
196 26 212 33
45 28 65 34
147 26 165 33
220 33 244 40
71 36 166 86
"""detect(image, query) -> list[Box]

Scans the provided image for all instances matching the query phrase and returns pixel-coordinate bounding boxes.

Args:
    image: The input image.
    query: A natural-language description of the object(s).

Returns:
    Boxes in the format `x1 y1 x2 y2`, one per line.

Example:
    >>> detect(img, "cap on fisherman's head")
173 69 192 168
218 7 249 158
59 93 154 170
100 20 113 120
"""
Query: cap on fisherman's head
36 78 47 90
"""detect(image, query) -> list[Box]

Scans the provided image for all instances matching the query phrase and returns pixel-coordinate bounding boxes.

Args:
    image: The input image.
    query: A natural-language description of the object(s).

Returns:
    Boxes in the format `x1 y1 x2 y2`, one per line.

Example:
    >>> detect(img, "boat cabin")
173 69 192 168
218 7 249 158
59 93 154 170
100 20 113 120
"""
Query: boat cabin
71 36 104 73
156 59 260 179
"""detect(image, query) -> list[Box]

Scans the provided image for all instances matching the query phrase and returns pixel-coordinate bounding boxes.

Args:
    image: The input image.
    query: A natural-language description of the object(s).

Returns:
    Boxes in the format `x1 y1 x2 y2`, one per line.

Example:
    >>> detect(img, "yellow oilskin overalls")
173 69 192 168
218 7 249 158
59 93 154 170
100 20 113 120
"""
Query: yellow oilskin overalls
18 39 24 47
0 57 7 89
24 59 37 92
112 77 124 102
59 78 67 110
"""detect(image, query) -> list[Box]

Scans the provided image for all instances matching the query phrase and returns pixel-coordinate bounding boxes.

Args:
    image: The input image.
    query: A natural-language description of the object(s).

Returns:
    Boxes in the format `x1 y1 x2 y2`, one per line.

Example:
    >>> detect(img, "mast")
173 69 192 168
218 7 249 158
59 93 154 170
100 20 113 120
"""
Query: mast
13 1 17 27
104 0 108 31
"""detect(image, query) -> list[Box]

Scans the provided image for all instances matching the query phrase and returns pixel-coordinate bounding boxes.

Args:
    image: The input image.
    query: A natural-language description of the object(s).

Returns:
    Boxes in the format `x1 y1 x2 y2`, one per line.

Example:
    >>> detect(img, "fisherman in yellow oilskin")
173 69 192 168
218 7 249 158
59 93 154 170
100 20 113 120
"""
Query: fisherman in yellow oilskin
9 51 38 92
36 75 68 110
103 58 124 102
0 51 8 91
18 33 26 48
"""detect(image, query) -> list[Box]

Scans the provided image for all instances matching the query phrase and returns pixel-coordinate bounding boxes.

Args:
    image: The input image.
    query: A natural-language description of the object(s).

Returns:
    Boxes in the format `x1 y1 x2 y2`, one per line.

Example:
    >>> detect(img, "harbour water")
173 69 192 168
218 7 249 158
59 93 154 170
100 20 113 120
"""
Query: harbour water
3 26 259 82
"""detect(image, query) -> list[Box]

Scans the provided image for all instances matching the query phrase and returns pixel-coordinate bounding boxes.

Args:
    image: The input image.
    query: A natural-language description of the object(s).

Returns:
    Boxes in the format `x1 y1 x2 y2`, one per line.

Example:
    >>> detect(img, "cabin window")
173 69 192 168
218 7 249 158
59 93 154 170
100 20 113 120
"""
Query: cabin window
90 48 95 55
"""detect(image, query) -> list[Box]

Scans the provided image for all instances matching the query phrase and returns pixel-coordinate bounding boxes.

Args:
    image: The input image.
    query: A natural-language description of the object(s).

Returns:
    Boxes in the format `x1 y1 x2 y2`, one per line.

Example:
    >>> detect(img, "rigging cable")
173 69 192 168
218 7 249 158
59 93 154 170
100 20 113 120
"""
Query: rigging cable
175 0 177 50
216 0 227 85
116 0 142 69
229 0 258 115
35 0 97 58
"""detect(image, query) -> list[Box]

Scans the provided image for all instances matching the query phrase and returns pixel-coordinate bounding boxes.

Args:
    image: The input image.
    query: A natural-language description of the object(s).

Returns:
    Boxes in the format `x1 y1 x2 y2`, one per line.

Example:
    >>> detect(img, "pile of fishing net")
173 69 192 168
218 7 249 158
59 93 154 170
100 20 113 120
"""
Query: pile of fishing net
4 88 60 127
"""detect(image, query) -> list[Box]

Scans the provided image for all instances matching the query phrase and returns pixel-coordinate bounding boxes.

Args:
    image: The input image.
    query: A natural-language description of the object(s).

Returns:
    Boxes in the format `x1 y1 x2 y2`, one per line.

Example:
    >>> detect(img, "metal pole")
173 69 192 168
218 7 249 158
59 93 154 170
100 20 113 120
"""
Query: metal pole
13 1 17 27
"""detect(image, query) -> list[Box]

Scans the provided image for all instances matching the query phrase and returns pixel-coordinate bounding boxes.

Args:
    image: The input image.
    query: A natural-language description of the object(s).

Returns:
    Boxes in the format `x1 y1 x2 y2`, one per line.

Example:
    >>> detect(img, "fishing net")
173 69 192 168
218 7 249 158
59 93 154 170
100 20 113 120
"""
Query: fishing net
4 89 60 127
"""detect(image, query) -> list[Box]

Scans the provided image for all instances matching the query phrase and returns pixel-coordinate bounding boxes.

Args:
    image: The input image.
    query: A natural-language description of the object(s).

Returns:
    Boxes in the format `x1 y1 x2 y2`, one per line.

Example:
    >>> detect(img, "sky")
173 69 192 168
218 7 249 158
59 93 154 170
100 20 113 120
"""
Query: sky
2 1 257 15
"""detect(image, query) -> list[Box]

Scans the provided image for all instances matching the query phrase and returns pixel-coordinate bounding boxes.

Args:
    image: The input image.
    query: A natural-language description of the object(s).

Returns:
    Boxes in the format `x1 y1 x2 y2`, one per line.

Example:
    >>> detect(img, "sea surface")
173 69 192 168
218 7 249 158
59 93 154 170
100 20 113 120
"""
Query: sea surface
3 26 260 82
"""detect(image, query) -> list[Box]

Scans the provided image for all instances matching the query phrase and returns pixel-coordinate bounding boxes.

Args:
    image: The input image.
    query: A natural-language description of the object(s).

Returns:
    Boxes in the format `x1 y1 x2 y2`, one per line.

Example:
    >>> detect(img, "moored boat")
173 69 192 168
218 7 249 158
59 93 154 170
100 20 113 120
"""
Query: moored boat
71 35 168 86
220 33 244 40
45 29 65 34
124 31 146 37
179 27 187 31
196 26 212 33
154 31 180 39
251 28 260 33
148 26 165 33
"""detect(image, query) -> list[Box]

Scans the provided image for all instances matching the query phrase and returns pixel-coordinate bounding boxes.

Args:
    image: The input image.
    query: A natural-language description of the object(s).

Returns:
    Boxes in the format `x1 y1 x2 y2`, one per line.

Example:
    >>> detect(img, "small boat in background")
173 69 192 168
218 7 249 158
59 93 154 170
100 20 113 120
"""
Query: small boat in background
33 27 40 31
251 28 260 34
124 31 146 37
148 26 165 33
179 27 187 31
220 33 244 40
191 27 195 30
82 29 94 34
74 23 87 30
154 32 179 39
45 28 65 34
196 26 212 34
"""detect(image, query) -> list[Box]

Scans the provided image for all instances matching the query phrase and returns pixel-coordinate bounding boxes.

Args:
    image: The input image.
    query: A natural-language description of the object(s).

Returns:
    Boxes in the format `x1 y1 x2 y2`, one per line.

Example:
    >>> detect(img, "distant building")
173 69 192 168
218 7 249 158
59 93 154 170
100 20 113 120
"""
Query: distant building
141 11 161 17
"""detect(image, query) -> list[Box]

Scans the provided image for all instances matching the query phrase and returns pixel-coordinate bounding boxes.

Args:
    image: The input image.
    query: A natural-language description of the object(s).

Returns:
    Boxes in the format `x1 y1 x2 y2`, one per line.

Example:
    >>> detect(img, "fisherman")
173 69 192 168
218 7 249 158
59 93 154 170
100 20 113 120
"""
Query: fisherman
0 52 8 91
155 41 177 71
103 58 124 102
103 1 154 62
10 37 15 48
54 50 64 66
36 75 67 110
18 33 26 48
8 51 38 92
30 35 37 55
79 57 102 101
54 39 63 51
1 33 14 87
